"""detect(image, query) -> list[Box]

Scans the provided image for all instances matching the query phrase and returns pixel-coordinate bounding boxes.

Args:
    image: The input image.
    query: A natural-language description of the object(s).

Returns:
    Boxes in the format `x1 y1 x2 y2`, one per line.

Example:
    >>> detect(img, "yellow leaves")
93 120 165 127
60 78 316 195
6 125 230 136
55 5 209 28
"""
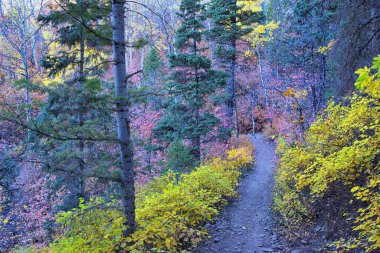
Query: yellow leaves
244 50 252 57
246 21 280 48
49 197 126 253
295 89 308 99
281 87 308 101
348 174 380 251
369 179 379 187
237 0 262 12
274 55 380 252
165 238 175 249
283 88 294 96
351 186 360 193
295 174 309 191
355 54 380 99
44 135 255 253
317 39 336 55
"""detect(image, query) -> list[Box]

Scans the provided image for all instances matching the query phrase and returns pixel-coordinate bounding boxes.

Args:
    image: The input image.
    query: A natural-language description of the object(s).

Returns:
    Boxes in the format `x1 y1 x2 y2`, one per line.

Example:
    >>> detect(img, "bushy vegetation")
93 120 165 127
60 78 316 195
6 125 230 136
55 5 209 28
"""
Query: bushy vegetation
274 56 380 251
19 136 254 253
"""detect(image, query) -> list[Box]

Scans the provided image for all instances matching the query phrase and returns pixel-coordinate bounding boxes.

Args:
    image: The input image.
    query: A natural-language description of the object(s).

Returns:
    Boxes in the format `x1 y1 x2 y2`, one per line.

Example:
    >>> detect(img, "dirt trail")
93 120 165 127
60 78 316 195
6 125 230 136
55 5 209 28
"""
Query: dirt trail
193 133 297 253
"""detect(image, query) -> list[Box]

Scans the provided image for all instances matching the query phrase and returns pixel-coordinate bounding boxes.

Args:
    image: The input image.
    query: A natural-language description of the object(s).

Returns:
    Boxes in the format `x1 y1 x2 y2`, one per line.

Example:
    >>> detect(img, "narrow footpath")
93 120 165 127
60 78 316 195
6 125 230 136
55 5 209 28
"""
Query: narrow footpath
193 133 308 253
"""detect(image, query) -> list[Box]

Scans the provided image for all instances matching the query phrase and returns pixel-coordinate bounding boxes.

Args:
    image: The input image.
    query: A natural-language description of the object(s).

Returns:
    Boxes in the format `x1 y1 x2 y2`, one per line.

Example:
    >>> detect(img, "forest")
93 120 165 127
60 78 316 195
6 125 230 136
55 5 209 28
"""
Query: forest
0 0 379 252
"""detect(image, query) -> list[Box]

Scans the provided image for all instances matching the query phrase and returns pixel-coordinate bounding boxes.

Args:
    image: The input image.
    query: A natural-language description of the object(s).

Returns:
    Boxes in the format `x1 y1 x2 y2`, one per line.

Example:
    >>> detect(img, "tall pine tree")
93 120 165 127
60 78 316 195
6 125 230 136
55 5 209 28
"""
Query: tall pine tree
207 0 259 136
155 0 226 164
37 0 112 211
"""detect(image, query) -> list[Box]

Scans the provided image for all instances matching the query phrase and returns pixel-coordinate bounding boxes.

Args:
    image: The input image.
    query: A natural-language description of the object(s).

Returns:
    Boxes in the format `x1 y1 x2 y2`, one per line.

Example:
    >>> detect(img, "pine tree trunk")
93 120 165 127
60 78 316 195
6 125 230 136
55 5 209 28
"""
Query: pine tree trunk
227 42 237 136
77 30 85 200
111 0 136 236
192 135 201 163
193 36 201 162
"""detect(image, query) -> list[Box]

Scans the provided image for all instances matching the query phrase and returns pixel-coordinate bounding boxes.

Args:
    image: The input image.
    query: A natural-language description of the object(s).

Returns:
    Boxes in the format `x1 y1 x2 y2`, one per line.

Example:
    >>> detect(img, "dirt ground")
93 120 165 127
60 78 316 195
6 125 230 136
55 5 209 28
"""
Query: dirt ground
192 134 315 253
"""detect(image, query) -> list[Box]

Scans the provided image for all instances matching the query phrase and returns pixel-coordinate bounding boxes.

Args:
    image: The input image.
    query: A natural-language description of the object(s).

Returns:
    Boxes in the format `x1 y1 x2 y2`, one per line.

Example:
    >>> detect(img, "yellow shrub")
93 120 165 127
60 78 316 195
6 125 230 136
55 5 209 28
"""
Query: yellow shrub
31 135 254 253
49 198 126 253
130 135 254 252
274 55 380 251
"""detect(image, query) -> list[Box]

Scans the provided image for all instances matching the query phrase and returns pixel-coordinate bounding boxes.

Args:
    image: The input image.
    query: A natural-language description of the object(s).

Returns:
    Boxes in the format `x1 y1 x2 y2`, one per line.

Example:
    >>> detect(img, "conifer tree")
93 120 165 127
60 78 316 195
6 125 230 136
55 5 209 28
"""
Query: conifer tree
143 47 163 86
36 0 112 210
207 0 259 135
155 0 226 163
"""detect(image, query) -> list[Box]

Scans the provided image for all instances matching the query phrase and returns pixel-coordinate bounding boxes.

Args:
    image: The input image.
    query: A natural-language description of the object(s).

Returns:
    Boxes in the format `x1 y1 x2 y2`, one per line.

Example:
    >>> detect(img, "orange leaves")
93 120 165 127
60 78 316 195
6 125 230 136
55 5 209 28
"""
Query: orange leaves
283 88 308 99
283 88 294 96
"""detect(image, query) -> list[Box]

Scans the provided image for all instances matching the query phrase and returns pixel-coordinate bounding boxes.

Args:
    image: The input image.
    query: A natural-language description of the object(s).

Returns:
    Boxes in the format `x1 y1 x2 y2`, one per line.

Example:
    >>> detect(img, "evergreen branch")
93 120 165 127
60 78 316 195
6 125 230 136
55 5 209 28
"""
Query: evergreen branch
15 158 121 182
52 0 158 48
129 92 165 98
126 69 143 80
52 0 113 44
1 112 118 143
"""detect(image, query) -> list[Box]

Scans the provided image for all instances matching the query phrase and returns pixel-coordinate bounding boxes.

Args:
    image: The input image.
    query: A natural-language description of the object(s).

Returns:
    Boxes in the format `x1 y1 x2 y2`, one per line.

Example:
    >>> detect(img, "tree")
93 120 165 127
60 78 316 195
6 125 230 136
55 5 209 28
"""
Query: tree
111 0 137 236
245 21 279 128
246 22 279 100
143 46 163 88
154 0 226 163
142 46 164 106
265 0 379 110
0 0 45 141
331 0 380 96
207 0 259 136
37 0 111 210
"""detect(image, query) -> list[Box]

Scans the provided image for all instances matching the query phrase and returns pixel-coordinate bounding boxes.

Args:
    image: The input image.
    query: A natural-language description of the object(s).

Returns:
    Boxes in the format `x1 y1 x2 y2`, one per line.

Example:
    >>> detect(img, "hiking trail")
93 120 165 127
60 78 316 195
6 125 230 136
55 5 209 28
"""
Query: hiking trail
193 133 307 253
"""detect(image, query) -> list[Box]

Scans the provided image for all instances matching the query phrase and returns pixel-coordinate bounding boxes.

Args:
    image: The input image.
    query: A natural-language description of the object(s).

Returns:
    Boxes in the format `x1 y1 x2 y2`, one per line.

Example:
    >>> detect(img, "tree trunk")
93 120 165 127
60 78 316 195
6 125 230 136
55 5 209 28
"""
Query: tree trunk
23 62 31 141
193 36 201 162
140 44 145 87
226 42 237 136
250 90 255 134
234 96 239 136
273 1 280 81
77 29 86 200
191 135 201 163
256 46 269 109
21 0 31 142
223 0 238 137
111 0 136 236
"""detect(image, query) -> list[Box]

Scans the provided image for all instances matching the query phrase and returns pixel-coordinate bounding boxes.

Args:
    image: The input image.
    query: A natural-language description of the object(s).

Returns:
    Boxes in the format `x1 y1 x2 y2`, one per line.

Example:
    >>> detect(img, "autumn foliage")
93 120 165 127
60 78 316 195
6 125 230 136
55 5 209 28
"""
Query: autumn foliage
274 56 380 252
16 135 254 253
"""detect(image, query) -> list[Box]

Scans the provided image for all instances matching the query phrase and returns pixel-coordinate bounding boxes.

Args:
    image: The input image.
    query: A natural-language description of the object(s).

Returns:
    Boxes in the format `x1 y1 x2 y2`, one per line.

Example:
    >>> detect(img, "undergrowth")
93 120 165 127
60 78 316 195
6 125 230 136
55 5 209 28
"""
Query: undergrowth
16 135 254 253
274 56 380 252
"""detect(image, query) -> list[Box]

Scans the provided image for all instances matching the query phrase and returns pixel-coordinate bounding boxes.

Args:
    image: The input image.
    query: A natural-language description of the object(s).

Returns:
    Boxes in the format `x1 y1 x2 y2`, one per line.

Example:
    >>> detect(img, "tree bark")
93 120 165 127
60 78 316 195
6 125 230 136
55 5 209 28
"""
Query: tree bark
256 46 269 109
111 0 136 236
226 41 238 136
192 36 201 162
250 90 255 134
77 26 86 200
21 0 32 142
222 0 238 137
